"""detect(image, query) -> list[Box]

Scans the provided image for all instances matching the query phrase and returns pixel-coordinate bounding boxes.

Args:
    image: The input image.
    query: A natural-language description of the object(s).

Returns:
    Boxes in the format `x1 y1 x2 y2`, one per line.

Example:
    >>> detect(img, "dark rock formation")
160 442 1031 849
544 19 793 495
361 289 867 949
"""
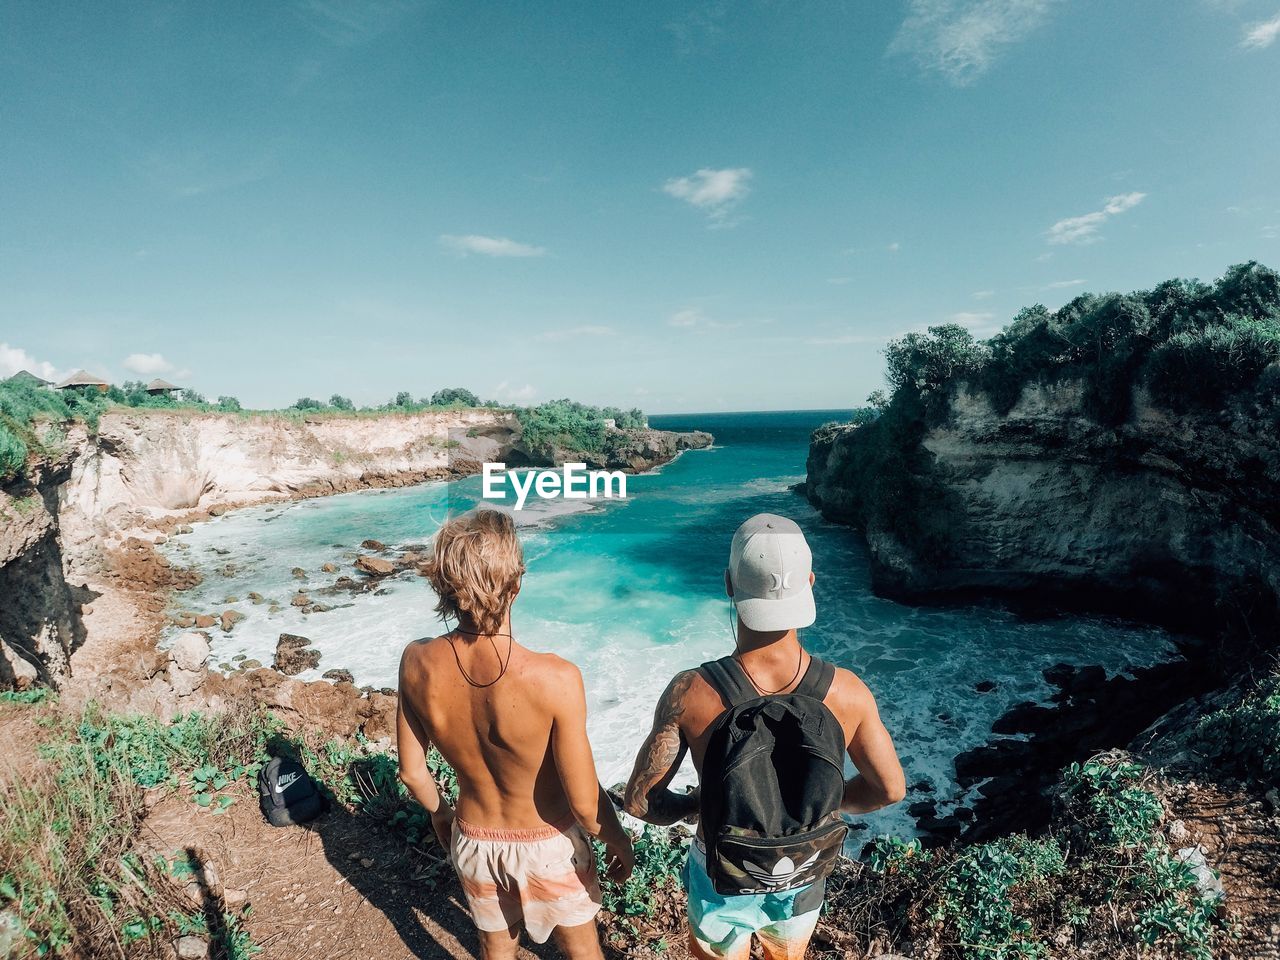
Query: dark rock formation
273 633 321 675
805 380 1280 645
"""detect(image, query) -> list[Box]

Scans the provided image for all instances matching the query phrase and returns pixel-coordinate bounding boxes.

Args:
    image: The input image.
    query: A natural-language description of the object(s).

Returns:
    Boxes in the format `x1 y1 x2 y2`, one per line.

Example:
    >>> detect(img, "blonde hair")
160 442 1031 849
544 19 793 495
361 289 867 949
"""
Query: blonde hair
423 509 525 634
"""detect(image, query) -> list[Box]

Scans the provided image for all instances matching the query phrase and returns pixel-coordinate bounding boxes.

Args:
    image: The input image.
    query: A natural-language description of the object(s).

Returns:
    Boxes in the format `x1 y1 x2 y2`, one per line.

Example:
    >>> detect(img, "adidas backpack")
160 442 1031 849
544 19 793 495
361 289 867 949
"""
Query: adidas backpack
258 756 324 827
698 654 849 895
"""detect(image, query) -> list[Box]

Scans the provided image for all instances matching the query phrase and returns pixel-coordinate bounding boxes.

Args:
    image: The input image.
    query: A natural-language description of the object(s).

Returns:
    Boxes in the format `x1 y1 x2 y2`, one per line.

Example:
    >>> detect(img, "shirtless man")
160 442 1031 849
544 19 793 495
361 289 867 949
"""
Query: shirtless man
623 513 905 960
397 508 634 960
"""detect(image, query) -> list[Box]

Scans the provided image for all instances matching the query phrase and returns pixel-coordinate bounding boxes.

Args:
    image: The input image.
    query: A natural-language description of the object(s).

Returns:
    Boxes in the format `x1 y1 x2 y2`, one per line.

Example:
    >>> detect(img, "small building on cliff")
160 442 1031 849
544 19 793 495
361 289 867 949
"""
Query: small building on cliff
145 378 181 396
3 369 52 389
55 370 111 393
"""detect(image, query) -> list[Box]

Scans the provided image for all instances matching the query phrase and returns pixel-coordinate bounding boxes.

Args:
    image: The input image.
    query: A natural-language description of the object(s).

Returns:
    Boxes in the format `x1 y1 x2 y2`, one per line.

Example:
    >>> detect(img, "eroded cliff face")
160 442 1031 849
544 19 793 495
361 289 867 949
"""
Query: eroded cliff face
57 409 516 565
806 378 1280 641
0 441 85 687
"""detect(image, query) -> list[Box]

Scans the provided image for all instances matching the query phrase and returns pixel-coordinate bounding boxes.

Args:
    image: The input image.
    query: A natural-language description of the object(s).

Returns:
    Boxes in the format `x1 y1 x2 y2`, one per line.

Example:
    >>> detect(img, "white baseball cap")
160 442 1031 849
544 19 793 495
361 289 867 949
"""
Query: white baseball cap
727 513 816 632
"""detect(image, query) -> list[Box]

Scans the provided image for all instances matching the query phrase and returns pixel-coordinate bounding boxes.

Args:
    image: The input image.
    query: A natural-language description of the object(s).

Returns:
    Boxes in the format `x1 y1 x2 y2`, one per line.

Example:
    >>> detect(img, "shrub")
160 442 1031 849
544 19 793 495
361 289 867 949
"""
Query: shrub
515 399 633 454
862 262 1280 428
429 387 480 407
292 397 325 411
328 394 355 411
1188 671 1280 786
216 395 242 412
1146 317 1280 412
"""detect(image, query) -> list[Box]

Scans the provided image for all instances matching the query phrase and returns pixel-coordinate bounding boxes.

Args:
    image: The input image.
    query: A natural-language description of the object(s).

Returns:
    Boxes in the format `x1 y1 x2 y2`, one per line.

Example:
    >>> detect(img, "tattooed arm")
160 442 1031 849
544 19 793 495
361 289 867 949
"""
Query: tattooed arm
622 670 701 825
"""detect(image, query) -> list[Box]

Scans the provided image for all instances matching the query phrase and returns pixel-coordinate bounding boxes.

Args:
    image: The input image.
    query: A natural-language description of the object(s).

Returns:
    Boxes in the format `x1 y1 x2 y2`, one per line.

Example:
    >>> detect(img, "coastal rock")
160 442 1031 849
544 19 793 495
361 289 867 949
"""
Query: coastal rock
219 610 244 633
323 668 354 684
273 633 321 675
804 380 1280 644
361 539 388 552
355 555 395 577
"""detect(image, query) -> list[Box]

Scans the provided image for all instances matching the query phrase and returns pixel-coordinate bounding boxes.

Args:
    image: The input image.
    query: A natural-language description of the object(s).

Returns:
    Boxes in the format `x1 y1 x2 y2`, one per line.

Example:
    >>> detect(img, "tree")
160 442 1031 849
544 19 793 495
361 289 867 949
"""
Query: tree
293 397 325 410
393 391 414 408
328 394 355 411
884 324 989 396
430 387 480 407
216 396 241 412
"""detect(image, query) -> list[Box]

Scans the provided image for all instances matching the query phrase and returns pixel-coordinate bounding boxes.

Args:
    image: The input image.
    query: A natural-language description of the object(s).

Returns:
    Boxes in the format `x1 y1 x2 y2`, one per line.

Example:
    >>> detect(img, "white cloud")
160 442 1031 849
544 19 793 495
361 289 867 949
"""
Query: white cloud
1046 192 1147 245
888 241 901 252
535 325 616 342
439 234 547 258
1045 278 1086 289
122 352 175 375
889 0 1063 85
669 308 705 327
0 343 62 382
662 168 752 223
491 381 537 403
1241 12 1280 49
973 289 995 299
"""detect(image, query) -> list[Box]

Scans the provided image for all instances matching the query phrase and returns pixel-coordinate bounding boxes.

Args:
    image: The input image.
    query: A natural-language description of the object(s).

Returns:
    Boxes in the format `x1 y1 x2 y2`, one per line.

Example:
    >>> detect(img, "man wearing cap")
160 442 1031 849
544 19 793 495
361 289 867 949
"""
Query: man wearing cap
622 513 905 960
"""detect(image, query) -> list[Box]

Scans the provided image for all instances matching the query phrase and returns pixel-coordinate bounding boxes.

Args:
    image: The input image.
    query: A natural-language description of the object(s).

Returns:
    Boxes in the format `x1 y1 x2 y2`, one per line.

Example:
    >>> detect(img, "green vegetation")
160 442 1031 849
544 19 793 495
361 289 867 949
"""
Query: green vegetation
515 399 647 455
872 261 1280 426
845 756 1225 960
0 688 52 705
0 703 271 956
1188 670 1280 787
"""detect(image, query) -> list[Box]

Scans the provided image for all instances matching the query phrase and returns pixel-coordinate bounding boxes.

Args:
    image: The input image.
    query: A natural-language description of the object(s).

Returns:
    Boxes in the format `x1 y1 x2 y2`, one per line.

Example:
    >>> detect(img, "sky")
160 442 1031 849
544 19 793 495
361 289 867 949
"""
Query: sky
2 1 1279 413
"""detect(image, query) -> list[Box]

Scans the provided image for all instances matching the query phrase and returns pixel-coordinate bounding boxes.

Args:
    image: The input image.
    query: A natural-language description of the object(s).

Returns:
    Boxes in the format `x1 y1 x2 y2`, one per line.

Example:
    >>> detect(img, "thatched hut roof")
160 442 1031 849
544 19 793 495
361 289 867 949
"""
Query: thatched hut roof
55 369 110 389
145 378 180 393
4 369 52 388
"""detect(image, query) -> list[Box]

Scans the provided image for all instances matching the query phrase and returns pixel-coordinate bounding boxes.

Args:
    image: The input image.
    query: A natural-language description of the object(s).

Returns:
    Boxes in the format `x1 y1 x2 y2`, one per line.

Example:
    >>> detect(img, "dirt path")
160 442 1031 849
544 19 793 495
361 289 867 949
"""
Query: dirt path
1168 781 1280 960
136 783 690 960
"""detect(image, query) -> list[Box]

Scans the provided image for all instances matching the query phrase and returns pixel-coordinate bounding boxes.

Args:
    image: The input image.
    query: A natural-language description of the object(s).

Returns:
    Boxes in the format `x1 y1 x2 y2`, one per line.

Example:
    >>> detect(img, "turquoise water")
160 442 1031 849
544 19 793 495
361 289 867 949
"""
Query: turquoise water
161 410 1175 838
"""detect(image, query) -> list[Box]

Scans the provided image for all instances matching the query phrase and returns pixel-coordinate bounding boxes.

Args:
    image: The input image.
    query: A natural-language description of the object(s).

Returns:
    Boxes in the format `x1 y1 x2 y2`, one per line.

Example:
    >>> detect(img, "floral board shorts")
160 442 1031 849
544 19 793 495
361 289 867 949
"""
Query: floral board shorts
683 840 823 960
450 816 602 943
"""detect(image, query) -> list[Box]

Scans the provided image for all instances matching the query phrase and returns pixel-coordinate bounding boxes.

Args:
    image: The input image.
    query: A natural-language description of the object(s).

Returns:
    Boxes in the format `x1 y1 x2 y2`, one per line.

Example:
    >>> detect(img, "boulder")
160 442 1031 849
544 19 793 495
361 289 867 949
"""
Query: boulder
321 562 339 573
323 668 355 684
356 555 395 577
219 610 244 633
167 633 211 698
274 633 321 675
361 539 388 552
194 614 216 629
169 632 211 673
290 593 310 607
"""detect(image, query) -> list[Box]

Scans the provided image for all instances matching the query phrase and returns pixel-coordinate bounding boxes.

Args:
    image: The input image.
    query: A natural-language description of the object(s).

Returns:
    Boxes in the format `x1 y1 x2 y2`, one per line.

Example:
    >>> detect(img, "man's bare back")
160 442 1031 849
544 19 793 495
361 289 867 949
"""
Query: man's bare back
398 633 582 830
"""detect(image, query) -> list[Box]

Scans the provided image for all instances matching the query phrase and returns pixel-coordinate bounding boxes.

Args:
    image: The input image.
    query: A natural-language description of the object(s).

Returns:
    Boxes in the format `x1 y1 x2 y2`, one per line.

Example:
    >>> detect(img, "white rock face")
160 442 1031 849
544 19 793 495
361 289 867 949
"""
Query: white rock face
57 409 515 562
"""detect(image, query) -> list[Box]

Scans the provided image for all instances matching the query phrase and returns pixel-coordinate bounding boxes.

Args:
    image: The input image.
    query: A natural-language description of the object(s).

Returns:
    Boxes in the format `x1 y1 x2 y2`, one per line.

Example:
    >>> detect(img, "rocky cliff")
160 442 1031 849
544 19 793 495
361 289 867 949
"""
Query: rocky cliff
0 439 86 688
805 378 1280 643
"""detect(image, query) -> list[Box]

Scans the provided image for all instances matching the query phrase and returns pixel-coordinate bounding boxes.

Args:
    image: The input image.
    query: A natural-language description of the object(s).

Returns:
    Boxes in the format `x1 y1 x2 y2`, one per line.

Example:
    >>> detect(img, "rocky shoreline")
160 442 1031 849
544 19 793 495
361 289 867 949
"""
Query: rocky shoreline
1 409 713 748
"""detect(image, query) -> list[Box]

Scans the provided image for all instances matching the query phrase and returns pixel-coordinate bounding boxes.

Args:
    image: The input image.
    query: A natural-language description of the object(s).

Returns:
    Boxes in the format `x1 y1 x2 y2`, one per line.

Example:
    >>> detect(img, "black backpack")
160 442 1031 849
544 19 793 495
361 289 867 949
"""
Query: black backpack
698 655 849 895
258 756 325 827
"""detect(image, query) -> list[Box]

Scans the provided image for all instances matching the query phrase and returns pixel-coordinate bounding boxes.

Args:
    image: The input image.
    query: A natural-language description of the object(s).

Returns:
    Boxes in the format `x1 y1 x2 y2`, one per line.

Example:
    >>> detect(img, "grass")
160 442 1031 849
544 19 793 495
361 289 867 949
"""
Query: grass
0 701 274 956
837 755 1226 960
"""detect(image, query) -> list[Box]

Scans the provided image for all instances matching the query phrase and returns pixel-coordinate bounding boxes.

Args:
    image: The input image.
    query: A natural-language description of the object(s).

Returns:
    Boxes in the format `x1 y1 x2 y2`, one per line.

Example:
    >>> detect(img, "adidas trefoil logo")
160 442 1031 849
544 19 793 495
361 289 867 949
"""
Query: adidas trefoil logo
742 851 820 888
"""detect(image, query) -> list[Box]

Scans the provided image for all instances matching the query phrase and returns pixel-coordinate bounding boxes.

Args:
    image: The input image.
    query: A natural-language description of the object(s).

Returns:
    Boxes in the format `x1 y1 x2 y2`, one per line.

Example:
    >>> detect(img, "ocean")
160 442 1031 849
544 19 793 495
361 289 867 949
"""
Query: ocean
160 409 1175 838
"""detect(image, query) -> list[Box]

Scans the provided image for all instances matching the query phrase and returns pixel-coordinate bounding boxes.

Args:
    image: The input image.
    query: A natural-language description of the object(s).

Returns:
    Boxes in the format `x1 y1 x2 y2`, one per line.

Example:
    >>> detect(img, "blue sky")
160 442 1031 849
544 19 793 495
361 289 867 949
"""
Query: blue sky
2 1 1278 412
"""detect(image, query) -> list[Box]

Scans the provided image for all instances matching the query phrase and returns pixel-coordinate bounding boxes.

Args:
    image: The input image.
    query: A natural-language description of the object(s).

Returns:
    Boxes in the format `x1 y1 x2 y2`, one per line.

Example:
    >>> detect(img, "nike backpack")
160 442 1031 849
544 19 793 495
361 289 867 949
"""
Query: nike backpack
698 655 849 895
258 755 325 827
